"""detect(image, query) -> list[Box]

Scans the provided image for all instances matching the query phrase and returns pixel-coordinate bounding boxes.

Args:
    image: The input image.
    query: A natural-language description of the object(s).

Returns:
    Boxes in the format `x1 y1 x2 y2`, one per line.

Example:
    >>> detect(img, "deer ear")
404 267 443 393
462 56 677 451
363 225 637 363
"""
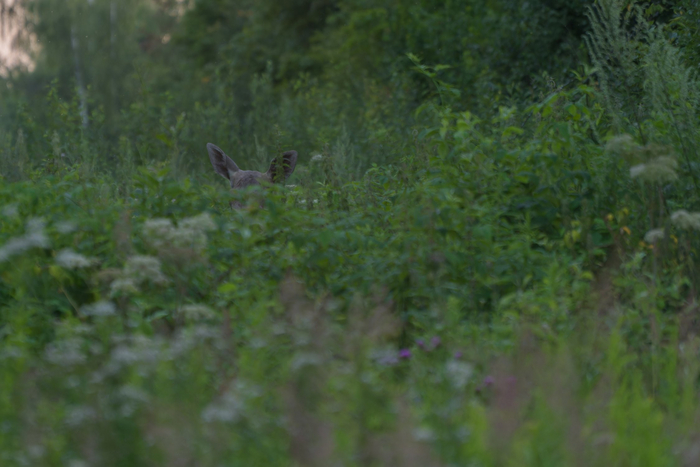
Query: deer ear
267 150 298 183
207 143 239 181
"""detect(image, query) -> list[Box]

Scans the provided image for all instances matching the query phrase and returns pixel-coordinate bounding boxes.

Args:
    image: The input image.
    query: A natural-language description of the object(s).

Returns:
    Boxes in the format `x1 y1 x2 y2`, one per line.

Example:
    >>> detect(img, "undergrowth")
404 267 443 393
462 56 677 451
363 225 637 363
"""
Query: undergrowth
1 0 700 466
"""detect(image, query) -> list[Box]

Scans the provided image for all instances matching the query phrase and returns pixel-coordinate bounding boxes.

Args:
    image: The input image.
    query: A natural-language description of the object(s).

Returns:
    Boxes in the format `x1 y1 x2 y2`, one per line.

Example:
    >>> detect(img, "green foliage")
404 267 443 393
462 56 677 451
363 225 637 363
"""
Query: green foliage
2 0 700 464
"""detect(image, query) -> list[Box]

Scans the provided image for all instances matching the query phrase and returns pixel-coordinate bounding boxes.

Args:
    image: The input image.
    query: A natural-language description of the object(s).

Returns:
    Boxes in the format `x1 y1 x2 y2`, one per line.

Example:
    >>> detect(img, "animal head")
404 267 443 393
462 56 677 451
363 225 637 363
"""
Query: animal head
206 142 298 208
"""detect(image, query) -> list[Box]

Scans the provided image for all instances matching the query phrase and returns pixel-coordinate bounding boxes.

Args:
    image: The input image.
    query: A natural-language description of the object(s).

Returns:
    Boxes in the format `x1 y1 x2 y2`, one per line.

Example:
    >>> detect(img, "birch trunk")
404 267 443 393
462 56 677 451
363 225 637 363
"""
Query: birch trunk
70 23 89 128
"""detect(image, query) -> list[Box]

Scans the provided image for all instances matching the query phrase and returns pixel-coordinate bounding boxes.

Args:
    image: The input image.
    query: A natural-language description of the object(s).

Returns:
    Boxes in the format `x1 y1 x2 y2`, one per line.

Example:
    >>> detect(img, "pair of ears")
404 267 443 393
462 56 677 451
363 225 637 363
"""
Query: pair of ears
207 143 298 182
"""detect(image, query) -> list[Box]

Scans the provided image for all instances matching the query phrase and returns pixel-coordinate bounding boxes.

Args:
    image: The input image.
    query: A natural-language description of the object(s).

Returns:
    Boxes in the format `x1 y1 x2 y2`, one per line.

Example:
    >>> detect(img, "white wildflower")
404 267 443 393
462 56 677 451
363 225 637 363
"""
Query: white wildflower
56 249 97 269
201 381 260 424
25 219 50 248
311 154 323 162
105 336 164 375
629 164 646 179
167 227 207 252
64 405 97 427
44 339 86 366
81 300 116 317
27 445 45 459
412 426 436 441
56 221 77 234
117 385 150 417
290 352 323 371
123 255 168 284
2 204 18 218
644 228 665 244
671 210 700 230
179 304 216 321
0 218 49 263
143 213 216 253
605 134 636 154
119 385 150 404
630 156 677 183
0 238 31 262
179 212 217 232
371 347 399 366
110 278 139 296
445 360 473 389
143 218 173 246
201 392 243 423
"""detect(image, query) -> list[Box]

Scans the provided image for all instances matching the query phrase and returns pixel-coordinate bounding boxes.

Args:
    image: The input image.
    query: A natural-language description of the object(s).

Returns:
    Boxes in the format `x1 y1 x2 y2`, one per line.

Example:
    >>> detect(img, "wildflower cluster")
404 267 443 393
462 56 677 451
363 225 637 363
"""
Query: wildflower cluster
178 303 216 322
671 210 700 231
55 248 98 269
0 218 49 262
607 135 679 183
143 212 217 254
110 255 169 297
644 228 665 244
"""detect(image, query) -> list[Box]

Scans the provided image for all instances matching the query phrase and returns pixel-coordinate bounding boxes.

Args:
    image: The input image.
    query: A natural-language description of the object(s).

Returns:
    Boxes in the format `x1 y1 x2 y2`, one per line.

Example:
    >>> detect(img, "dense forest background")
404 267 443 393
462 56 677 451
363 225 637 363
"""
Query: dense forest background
0 0 634 178
3 1 700 466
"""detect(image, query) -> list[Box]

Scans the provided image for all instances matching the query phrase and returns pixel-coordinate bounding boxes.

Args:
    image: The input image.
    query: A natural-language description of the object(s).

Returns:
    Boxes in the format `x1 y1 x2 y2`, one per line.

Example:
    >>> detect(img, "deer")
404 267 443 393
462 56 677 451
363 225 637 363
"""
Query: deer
206 142 298 209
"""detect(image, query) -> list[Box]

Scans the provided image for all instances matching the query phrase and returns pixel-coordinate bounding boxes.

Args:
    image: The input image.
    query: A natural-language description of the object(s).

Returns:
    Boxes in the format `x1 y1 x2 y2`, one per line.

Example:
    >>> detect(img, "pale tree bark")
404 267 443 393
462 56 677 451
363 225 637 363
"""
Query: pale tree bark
70 23 89 128
110 0 116 109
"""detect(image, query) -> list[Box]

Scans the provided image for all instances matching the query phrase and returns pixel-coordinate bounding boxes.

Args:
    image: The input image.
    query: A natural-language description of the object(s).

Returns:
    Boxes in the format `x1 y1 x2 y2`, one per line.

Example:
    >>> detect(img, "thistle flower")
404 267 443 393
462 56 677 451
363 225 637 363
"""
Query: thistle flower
55 248 97 269
644 228 665 244
399 348 412 359
671 210 700 230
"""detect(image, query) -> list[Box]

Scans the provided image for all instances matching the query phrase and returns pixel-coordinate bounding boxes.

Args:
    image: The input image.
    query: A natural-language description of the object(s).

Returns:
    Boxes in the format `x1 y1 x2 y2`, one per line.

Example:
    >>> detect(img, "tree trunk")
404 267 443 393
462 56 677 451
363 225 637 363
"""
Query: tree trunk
70 23 89 128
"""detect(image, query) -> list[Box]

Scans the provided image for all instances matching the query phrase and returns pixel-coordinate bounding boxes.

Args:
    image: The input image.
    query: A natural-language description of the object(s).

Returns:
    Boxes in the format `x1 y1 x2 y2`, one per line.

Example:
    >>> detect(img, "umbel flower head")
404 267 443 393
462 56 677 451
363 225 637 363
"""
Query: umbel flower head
110 255 169 297
605 134 637 158
606 135 678 183
644 228 665 244
143 212 217 253
0 218 50 263
630 156 678 183
55 249 98 270
671 210 700 231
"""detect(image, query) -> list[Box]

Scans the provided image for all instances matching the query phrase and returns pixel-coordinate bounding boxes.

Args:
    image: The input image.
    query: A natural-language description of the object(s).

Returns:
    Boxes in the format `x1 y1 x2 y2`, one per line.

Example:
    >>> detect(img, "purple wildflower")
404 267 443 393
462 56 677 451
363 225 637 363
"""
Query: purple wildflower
430 336 441 349
454 351 463 359
416 339 425 349
399 348 412 359
483 375 495 386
